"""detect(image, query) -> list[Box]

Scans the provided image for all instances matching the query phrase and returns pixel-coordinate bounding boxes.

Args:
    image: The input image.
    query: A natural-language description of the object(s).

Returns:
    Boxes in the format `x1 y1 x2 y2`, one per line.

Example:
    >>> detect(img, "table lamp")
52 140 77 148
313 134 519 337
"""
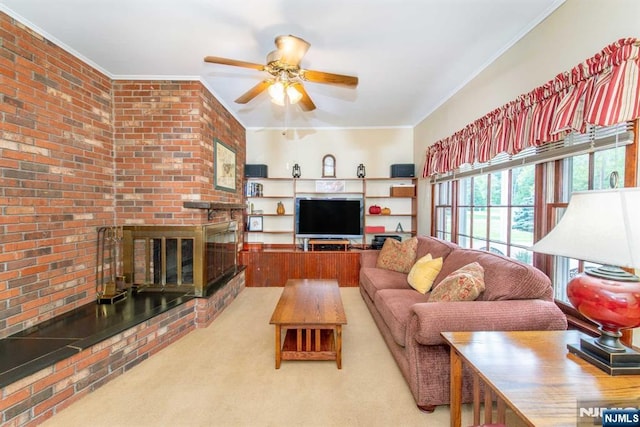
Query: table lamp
531 187 640 375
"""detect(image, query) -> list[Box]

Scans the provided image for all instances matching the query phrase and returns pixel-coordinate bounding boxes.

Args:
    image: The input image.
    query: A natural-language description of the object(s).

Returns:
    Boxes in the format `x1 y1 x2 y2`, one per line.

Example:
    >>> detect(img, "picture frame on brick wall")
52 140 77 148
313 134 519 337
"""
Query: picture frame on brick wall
215 139 236 192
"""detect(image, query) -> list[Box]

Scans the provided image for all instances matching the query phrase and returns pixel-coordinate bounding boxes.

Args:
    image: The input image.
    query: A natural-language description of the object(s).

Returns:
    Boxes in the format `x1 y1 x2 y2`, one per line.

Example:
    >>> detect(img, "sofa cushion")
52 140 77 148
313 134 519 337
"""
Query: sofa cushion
376 237 418 273
374 289 430 347
360 267 411 301
407 254 443 294
429 262 485 302
433 248 553 301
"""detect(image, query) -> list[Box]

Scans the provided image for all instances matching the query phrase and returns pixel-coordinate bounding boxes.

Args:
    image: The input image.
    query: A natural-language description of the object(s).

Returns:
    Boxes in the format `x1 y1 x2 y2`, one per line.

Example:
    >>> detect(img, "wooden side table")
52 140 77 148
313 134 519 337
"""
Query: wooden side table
442 330 640 427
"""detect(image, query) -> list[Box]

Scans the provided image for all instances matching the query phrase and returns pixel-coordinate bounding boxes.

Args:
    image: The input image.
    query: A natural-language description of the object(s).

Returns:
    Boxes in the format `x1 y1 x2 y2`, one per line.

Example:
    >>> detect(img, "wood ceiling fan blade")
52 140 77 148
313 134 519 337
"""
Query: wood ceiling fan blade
204 56 265 71
234 80 271 104
291 83 316 111
274 35 310 66
301 69 358 86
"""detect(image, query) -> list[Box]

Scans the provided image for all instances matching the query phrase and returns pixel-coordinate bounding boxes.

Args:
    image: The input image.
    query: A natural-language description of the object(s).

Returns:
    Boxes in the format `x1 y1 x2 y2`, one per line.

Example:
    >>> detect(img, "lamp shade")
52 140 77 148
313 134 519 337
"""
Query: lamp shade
531 188 640 269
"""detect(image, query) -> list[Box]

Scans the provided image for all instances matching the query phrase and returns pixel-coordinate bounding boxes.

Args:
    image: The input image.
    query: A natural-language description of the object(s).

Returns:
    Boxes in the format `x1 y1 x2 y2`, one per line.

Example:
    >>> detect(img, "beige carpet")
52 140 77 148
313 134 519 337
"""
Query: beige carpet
41 287 476 427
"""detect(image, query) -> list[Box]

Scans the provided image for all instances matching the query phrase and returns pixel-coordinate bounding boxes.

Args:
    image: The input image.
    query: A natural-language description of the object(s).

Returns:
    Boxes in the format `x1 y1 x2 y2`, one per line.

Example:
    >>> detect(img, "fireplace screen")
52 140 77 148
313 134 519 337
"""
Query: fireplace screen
121 222 237 297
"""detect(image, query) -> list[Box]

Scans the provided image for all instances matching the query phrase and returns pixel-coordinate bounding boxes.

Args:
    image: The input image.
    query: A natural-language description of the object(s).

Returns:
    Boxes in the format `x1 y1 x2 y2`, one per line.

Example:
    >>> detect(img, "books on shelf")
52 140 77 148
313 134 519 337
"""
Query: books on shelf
245 182 263 197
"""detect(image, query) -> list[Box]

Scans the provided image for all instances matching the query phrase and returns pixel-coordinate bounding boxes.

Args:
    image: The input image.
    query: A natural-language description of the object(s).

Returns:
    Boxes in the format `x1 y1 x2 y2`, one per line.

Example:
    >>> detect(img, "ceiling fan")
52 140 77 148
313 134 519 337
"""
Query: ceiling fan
204 35 358 111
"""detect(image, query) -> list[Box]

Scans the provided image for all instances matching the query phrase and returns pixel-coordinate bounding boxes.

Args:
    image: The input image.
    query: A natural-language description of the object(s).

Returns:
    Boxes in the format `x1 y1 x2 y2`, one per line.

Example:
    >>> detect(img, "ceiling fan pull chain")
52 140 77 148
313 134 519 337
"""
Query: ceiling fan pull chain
282 94 290 136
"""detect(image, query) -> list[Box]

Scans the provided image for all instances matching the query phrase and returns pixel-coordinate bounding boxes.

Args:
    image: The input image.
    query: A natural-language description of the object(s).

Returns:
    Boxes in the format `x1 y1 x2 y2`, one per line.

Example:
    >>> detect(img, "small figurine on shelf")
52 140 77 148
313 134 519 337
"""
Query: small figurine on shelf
292 163 301 178
277 201 285 215
357 163 366 178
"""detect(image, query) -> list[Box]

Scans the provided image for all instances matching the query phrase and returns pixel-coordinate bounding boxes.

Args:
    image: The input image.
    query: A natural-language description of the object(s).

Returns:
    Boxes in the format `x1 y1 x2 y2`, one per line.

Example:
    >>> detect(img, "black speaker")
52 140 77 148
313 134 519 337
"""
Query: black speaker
245 164 268 178
390 164 415 178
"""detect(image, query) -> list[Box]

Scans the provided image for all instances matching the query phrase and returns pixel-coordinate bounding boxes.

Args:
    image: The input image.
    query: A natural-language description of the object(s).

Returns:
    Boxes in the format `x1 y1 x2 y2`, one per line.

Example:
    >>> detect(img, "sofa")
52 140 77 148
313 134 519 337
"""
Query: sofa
359 235 567 412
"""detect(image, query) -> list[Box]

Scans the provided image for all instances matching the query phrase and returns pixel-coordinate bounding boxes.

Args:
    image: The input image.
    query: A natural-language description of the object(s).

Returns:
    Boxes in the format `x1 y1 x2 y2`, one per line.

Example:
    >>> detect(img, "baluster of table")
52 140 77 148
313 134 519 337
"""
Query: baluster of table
484 386 493 424
473 374 481 425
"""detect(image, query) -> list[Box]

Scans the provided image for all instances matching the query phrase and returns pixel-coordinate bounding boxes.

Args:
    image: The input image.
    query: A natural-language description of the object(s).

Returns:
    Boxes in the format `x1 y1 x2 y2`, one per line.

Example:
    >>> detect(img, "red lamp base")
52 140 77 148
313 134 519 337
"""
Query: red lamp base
567 269 640 375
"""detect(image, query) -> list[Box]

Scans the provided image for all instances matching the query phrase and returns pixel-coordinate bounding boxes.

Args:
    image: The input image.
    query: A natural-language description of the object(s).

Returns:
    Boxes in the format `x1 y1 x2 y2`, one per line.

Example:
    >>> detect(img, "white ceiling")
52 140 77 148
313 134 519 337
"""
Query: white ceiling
0 0 564 130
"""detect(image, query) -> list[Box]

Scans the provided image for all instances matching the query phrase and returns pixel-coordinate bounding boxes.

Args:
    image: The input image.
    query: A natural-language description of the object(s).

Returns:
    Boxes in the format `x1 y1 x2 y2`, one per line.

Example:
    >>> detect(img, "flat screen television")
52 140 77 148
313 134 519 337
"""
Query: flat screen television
295 197 363 239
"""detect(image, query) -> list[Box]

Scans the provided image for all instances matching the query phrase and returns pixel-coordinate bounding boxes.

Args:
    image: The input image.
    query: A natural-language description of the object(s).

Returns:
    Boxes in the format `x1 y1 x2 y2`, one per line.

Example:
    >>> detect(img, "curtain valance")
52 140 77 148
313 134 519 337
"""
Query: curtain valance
423 38 640 177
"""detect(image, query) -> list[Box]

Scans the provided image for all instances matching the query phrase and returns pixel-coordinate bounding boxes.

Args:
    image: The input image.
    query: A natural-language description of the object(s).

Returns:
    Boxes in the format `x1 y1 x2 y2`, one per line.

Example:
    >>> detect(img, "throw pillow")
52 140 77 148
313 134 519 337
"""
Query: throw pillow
407 254 444 294
429 261 485 302
375 237 418 274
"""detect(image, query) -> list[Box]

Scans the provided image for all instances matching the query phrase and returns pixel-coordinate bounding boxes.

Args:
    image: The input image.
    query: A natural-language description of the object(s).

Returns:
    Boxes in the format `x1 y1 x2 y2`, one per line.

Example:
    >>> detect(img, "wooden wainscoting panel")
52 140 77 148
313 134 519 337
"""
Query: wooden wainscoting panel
239 250 361 287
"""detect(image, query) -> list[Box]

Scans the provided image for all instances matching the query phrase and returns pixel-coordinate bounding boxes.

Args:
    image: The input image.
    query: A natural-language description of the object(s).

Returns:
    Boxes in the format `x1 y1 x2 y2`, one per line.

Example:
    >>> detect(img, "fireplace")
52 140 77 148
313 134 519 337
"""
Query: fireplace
119 222 238 297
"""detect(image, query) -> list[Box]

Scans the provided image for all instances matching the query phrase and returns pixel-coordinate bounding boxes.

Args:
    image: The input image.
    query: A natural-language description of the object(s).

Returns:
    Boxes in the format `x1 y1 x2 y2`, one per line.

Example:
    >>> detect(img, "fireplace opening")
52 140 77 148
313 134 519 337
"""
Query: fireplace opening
117 221 238 297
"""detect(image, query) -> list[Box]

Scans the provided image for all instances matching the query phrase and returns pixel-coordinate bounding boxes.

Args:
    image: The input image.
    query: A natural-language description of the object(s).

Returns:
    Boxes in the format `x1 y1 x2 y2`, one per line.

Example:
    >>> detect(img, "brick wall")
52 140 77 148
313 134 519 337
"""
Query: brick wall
0 13 115 337
0 12 247 339
113 80 245 225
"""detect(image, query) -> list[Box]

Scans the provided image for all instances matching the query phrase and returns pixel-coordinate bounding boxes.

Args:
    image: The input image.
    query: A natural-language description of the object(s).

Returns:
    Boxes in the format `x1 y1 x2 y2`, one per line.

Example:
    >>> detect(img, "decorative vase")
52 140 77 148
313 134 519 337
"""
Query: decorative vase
276 201 285 215
567 271 640 350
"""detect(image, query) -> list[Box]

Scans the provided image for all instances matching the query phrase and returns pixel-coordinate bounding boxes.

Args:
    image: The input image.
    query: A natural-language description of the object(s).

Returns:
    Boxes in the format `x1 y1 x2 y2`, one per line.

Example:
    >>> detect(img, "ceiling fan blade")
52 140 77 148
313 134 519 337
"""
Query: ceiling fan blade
301 69 358 86
274 35 310 66
204 56 265 71
291 83 316 111
234 80 271 104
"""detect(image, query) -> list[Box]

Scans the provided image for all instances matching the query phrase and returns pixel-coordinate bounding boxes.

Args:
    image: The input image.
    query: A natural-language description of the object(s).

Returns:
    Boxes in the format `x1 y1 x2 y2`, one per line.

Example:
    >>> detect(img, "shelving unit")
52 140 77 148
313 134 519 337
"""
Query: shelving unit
244 176 417 248
362 178 417 245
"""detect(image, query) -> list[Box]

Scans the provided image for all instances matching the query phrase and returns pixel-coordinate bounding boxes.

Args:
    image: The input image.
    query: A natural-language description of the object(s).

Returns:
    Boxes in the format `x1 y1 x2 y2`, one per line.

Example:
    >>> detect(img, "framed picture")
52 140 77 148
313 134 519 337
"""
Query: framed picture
247 215 263 232
215 139 236 192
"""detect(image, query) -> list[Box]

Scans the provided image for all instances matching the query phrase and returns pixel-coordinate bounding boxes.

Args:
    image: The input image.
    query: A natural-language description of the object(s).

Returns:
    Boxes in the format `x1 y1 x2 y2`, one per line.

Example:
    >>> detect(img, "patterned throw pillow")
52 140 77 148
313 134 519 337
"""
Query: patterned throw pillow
407 253 444 294
429 261 485 302
375 237 418 274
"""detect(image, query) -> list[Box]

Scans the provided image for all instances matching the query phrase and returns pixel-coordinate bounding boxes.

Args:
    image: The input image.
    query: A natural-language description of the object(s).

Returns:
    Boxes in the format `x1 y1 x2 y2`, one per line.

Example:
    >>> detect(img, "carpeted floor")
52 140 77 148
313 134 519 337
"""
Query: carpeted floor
41 287 476 427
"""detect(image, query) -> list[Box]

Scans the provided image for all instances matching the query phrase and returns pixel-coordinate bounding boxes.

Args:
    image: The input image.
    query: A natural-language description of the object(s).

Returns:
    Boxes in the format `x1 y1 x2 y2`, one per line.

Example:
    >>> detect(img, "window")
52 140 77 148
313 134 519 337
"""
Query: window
547 145 627 304
432 123 635 310
436 165 535 264
433 181 452 241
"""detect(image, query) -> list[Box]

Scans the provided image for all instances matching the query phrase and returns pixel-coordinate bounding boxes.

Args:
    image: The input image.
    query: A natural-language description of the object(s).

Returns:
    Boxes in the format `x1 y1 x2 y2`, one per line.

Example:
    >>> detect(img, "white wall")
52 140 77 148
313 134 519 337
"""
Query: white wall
413 0 640 346
413 0 640 236
246 127 414 179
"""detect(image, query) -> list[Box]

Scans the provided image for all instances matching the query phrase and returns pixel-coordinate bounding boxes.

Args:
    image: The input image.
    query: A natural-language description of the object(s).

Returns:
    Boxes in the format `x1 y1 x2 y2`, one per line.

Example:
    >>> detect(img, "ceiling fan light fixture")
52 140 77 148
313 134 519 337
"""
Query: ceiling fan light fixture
268 81 285 101
286 85 302 104
268 81 301 106
204 33 356 112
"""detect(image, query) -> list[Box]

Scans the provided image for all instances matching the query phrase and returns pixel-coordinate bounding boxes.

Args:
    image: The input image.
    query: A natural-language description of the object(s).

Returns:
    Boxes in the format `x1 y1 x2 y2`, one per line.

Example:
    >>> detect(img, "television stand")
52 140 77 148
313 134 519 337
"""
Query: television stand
308 239 349 251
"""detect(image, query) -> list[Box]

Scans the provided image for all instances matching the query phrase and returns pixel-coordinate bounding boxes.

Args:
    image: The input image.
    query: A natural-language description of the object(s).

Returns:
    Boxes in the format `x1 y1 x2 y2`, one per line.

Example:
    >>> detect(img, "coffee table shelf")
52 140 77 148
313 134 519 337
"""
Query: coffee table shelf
281 328 337 361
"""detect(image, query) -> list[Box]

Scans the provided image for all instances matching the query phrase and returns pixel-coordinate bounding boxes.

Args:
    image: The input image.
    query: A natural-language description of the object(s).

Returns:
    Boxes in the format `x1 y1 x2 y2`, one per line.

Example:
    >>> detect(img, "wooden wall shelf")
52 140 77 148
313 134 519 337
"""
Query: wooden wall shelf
184 201 245 221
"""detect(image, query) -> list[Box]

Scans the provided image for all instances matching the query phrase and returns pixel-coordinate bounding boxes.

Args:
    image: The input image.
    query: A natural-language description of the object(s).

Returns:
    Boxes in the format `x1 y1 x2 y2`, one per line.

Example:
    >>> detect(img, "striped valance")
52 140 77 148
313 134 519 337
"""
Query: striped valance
423 38 640 177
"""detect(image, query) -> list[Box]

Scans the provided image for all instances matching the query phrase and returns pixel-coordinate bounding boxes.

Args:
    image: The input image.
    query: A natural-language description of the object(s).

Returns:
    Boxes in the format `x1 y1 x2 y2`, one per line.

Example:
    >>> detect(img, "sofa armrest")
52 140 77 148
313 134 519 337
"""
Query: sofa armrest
408 300 567 346
360 250 380 268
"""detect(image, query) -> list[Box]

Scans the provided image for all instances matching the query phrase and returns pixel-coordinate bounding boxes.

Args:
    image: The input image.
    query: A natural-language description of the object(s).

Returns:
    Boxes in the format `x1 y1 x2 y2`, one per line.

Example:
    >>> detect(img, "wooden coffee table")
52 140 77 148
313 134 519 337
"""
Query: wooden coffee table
269 279 347 369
